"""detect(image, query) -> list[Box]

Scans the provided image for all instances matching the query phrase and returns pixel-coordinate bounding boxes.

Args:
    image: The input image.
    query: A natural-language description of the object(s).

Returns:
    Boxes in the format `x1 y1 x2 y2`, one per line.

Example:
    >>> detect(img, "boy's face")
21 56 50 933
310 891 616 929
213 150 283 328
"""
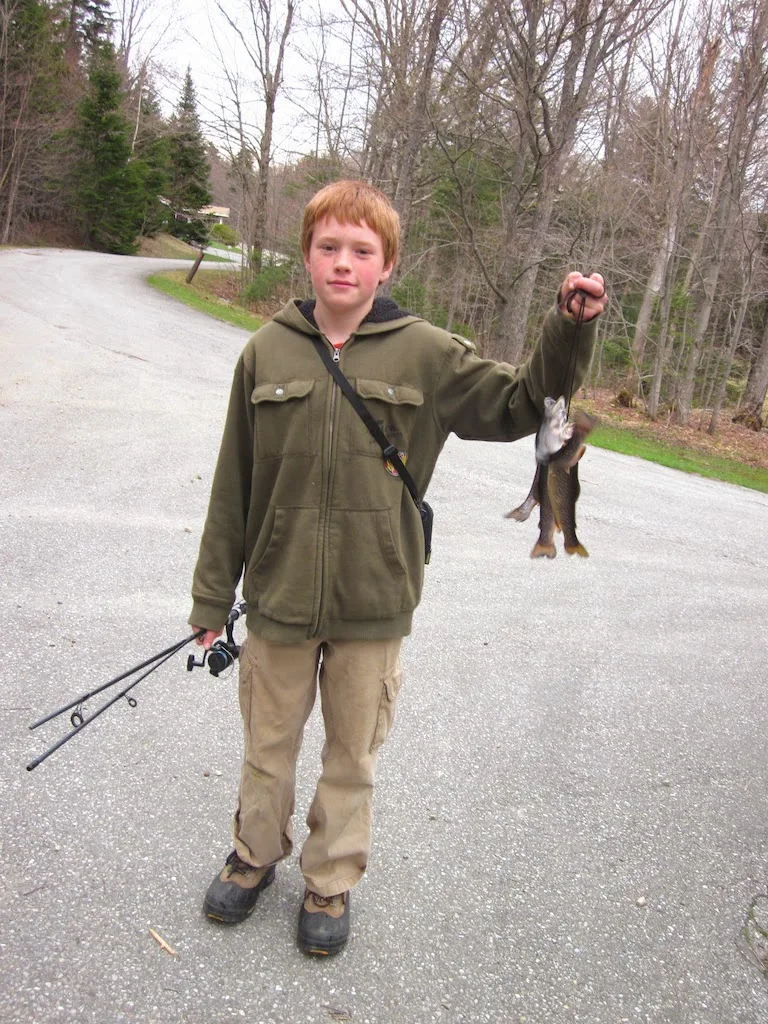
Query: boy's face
304 216 394 324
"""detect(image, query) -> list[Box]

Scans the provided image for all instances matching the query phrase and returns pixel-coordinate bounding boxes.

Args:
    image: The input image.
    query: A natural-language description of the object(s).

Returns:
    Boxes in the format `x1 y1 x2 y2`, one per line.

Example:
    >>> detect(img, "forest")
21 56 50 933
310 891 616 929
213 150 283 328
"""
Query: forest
2 0 768 431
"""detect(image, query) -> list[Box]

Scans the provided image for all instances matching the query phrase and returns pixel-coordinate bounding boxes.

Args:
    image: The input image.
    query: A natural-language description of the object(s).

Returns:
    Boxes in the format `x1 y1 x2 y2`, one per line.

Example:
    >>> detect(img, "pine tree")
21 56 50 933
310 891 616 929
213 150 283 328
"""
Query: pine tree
131 83 172 236
71 44 144 254
0 0 69 242
66 0 114 60
166 68 212 244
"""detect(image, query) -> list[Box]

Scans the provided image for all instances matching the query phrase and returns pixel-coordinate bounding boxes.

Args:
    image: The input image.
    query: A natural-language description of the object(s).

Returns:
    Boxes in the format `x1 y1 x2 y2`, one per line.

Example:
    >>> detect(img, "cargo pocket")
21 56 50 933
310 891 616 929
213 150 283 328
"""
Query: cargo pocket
370 664 403 753
345 379 423 457
237 633 256 727
251 379 315 460
245 506 319 624
326 508 408 620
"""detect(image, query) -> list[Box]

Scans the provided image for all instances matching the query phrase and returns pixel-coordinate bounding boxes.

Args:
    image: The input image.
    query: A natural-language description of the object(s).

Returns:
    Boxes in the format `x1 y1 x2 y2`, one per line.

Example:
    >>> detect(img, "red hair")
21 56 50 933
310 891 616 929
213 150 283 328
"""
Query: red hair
301 180 400 267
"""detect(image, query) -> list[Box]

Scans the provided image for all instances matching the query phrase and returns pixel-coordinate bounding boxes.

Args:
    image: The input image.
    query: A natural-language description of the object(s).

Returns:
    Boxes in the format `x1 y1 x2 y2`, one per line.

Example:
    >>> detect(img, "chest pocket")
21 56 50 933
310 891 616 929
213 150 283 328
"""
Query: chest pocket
345 378 424 457
251 379 315 460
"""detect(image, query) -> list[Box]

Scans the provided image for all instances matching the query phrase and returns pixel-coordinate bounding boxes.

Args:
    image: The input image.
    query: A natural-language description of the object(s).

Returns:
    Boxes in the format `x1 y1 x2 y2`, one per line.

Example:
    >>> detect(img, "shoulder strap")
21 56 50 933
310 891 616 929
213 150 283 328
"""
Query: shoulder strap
308 335 421 509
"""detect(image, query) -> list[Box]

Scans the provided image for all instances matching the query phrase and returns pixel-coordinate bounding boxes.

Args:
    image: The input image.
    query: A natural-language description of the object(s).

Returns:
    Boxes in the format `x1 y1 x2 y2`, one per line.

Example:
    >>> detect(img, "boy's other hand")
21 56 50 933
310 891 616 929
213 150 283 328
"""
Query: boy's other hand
558 272 607 322
192 627 223 650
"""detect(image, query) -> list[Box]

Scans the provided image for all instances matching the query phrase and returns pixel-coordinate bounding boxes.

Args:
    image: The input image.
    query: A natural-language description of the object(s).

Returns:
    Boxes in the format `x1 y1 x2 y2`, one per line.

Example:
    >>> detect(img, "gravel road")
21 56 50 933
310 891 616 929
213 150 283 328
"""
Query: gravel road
2 247 767 1024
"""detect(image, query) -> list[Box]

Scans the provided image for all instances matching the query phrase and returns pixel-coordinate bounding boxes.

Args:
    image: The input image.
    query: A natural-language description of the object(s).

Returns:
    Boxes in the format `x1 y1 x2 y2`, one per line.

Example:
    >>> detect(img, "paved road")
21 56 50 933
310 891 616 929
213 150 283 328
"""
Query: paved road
2 248 767 1024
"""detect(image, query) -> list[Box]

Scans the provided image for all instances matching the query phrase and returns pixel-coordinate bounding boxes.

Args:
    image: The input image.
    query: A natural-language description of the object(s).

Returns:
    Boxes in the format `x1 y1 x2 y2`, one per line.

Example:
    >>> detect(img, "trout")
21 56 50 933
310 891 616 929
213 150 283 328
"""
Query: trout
504 464 540 522
535 396 573 464
530 463 556 558
548 451 587 556
509 409 598 558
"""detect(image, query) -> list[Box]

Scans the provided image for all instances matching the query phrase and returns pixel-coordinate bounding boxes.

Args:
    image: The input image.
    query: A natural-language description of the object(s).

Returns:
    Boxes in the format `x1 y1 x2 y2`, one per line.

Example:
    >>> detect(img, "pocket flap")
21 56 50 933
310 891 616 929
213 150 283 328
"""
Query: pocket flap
383 666 403 701
251 379 314 404
356 379 423 406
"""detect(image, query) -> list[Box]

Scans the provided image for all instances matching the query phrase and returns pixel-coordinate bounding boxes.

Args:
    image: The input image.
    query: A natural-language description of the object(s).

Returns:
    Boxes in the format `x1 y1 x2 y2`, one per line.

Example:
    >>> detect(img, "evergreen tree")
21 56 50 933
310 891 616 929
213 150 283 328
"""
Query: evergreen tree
0 0 69 242
166 68 212 244
131 83 172 236
66 0 114 61
71 44 144 254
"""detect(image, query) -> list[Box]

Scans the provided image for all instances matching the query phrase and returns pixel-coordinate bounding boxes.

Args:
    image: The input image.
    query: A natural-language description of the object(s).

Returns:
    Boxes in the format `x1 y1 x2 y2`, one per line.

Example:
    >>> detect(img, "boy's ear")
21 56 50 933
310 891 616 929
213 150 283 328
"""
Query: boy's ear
379 260 394 285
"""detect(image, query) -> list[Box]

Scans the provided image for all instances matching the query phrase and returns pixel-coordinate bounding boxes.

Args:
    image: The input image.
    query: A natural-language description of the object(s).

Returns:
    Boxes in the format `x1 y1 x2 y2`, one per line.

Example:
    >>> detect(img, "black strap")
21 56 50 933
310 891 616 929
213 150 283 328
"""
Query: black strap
309 335 422 509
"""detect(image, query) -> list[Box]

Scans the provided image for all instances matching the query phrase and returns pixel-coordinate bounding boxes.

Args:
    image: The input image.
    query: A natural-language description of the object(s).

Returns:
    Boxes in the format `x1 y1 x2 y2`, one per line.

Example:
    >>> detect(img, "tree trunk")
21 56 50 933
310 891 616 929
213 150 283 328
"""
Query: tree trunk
631 214 679 368
490 171 559 363
675 253 723 425
733 320 768 430
647 257 678 421
708 288 750 434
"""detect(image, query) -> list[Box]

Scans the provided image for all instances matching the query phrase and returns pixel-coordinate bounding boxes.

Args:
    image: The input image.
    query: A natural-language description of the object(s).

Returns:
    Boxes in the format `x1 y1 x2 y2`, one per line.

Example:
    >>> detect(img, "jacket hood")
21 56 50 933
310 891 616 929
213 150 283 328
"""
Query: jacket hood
272 297 422 337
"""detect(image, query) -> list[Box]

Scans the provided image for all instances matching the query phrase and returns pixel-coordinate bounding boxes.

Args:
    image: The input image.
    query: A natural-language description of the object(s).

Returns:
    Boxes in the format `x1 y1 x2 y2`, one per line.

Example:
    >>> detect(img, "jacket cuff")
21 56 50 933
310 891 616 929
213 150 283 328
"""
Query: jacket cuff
189 599 232 632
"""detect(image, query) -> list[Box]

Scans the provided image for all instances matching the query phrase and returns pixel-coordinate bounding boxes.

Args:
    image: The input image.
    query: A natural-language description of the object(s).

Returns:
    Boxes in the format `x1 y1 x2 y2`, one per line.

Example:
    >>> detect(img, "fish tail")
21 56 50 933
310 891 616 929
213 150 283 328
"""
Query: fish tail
531 541 556 559
505 503 535 521
564 542 589 557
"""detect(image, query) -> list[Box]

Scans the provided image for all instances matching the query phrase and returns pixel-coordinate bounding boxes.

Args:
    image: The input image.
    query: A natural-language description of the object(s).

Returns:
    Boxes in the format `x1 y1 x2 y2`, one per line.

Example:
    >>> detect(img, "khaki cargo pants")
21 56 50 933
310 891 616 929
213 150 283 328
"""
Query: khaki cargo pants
232 631 403 897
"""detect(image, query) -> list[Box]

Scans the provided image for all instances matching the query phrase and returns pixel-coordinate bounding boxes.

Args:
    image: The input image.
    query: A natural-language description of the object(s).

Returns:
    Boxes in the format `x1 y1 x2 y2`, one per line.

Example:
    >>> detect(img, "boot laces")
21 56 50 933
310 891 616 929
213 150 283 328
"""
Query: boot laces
225 850 258 877
309 892 344 909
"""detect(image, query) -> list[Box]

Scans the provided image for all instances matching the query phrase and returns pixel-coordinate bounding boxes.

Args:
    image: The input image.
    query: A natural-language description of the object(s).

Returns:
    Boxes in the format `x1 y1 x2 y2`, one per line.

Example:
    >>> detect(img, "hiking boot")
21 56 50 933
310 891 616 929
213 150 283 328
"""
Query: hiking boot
297 889 350 956
203 850 275 924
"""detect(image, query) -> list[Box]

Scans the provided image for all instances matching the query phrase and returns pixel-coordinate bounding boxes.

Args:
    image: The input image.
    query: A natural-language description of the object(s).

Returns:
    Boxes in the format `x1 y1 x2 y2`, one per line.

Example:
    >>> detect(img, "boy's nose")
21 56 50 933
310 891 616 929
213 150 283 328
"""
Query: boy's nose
333 249 351 270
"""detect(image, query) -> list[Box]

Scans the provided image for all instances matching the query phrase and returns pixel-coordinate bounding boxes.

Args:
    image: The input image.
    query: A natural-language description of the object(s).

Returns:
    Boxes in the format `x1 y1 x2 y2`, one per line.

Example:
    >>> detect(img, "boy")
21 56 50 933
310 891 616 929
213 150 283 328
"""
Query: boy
189 180 607 956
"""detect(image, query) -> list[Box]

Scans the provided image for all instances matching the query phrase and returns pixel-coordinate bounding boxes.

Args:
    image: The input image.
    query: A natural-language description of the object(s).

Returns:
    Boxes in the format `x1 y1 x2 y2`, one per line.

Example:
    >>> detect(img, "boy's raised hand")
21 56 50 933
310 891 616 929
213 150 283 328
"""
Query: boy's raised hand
192 627 223 650
558 272 607 322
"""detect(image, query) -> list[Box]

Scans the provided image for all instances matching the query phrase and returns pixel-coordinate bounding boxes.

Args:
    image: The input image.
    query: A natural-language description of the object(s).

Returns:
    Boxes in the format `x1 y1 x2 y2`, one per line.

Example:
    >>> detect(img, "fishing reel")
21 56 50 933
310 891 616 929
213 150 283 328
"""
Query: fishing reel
186 603 245 677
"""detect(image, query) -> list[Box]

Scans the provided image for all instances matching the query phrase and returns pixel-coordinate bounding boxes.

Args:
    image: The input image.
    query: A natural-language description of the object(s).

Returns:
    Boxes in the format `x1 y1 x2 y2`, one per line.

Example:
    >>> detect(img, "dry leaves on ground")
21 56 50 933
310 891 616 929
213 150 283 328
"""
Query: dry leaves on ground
581 389 768 470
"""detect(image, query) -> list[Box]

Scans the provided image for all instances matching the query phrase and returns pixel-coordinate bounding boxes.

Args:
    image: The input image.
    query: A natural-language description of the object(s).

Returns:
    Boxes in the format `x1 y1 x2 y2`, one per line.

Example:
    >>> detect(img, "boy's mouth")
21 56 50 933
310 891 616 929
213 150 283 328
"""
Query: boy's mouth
329 280 355 287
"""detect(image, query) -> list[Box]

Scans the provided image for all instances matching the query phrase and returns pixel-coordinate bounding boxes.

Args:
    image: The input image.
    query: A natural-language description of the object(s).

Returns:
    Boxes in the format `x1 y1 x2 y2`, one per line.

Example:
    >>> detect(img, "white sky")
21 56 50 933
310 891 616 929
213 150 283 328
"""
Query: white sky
132 0 354 161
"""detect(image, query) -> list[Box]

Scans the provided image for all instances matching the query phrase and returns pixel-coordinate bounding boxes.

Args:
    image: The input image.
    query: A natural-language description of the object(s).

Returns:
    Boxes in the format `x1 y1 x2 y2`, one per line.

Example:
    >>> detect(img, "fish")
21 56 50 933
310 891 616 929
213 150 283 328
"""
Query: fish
504 464 540 522
507 409 598 558
535 396 574 464
548 449 588 556
530 463 557 558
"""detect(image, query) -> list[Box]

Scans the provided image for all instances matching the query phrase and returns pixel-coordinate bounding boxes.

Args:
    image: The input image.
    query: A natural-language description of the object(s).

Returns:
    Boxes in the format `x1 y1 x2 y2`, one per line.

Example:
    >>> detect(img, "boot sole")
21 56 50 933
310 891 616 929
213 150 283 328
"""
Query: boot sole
297 934 348 956
204 866 276 924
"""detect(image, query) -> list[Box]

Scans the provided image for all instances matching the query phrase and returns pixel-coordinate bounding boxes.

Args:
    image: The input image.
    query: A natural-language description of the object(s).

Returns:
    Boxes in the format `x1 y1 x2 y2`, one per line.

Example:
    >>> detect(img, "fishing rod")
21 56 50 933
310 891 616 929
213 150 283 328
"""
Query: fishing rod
26 602 247 772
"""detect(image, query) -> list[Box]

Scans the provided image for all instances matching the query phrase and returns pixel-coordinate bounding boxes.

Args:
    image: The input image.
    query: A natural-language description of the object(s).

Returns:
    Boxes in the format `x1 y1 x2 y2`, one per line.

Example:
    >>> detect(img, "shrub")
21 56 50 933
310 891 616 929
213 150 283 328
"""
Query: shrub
172 216 209 247
210 222 239 246
241 262 295 304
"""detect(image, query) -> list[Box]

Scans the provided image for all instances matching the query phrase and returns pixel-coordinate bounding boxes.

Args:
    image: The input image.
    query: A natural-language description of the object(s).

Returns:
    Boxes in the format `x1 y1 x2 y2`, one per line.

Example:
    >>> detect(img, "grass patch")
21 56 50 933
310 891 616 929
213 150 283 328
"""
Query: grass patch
591 422 768 493
136 232 229 262
208 240 241 254
147 269 263 332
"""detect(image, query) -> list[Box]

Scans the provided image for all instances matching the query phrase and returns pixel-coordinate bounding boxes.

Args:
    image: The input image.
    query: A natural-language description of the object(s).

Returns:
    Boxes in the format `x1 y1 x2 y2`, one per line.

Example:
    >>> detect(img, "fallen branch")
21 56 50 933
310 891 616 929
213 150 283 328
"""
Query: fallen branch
149 928 178 956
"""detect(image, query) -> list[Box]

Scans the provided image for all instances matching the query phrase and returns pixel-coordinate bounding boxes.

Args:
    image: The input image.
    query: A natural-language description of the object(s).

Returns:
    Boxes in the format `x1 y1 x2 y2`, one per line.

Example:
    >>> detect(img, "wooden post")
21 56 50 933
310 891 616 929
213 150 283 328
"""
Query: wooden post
186 248 204 283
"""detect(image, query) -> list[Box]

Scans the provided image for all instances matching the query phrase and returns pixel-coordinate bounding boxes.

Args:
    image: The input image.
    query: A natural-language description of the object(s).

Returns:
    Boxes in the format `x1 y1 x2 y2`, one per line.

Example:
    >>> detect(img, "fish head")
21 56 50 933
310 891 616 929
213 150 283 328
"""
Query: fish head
536 395 573 462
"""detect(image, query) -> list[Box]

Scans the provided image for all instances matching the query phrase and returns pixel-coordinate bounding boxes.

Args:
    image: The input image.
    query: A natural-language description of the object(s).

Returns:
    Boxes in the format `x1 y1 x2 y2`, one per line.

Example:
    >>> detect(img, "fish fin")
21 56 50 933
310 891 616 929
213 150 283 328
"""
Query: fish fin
561 444 587 470
505 503 537 521
564 542 589 557
531 542 556 559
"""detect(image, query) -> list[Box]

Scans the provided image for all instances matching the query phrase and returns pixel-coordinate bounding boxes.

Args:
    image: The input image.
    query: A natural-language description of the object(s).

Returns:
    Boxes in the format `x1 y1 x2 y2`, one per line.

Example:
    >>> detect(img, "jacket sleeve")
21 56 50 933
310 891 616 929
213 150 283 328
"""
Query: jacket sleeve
433 306 597 441
189 352 255 630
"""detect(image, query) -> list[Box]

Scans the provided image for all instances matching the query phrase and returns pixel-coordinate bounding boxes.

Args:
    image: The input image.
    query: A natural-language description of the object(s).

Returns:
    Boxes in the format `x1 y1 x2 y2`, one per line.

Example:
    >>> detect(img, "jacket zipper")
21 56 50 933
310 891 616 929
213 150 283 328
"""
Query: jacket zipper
311 336 349 637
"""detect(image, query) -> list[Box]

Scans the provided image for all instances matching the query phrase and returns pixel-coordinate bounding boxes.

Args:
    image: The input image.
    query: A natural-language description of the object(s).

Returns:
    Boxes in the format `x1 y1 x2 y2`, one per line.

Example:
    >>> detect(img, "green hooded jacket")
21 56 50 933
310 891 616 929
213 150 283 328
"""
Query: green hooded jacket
189 297 596 641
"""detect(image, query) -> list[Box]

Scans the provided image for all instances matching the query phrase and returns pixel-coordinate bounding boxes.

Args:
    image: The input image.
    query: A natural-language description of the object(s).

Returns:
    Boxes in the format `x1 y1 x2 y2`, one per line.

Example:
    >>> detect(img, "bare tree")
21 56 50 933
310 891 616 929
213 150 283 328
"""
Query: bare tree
210 0 297 274
629 5 718 372
675 0 768 425
480 0 671 362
